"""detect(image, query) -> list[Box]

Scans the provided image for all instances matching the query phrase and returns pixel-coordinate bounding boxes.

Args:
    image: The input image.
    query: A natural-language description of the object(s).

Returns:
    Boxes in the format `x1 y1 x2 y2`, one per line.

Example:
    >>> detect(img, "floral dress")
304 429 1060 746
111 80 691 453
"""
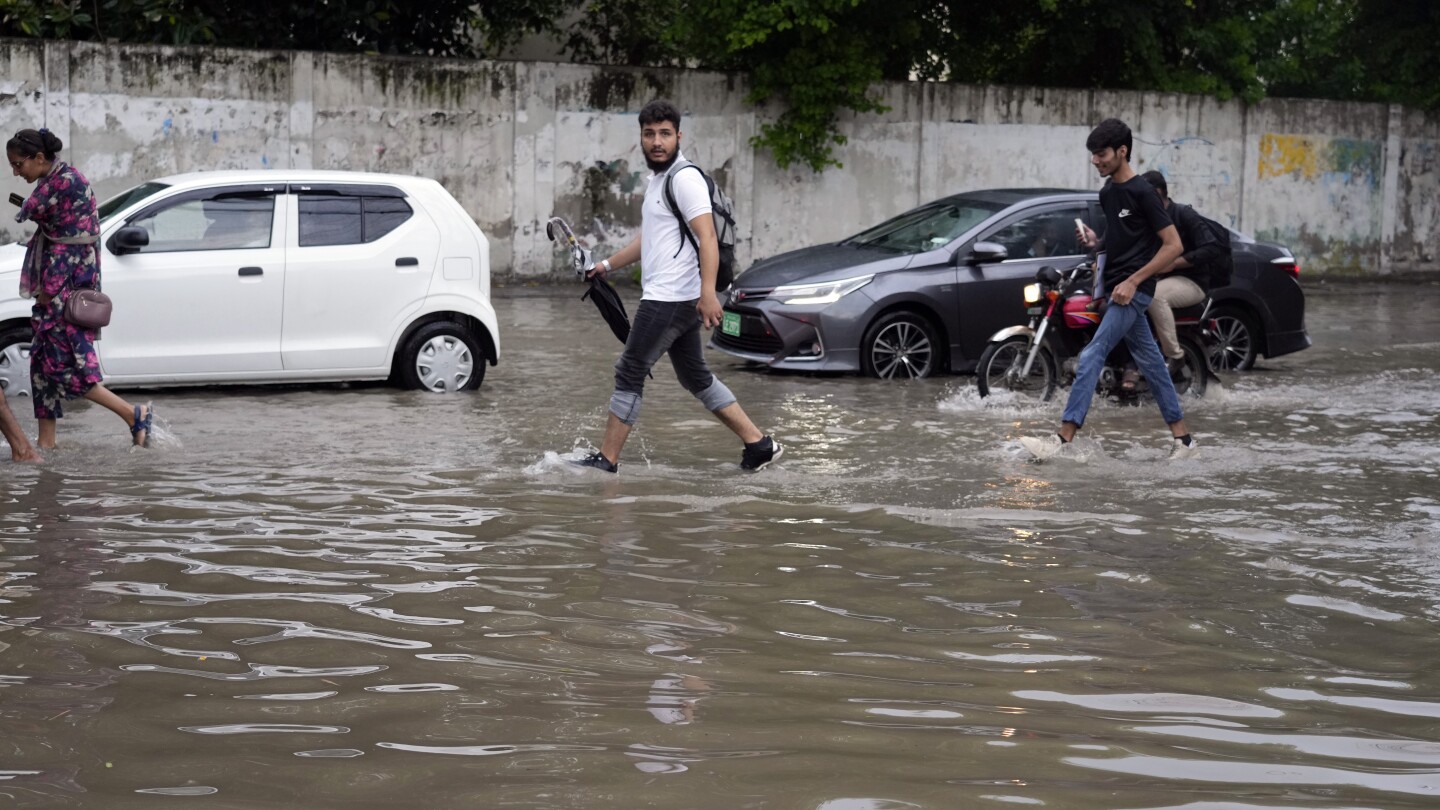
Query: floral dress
17 161 103 420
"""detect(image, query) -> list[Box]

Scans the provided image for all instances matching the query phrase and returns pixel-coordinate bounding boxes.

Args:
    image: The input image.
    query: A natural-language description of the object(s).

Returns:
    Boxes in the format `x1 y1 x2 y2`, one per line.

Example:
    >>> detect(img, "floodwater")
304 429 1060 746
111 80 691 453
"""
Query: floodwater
2 281 1438 809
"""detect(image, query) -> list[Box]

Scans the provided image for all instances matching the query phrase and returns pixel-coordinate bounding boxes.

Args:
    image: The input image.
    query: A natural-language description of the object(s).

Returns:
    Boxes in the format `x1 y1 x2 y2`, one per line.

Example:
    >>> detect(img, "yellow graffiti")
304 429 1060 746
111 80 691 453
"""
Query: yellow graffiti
1257 133 1322 180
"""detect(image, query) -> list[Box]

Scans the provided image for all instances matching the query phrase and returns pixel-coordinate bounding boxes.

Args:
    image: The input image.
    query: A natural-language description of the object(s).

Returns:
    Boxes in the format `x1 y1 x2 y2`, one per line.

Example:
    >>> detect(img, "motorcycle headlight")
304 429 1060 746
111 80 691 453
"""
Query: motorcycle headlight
1023 283 1042 304
771 275 874 306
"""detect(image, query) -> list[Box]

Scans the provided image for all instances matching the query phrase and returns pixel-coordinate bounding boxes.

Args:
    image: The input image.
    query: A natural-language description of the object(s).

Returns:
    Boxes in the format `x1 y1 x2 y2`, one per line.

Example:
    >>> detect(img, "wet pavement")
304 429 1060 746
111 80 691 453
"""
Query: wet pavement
1 281 1438 808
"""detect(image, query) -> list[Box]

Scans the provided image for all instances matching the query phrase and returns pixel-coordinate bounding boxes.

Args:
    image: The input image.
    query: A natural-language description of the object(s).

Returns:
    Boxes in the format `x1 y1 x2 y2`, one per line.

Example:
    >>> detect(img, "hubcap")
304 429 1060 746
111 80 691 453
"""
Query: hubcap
414 335 474 392
0 342 31 399
1211 315 1252 371
871 321 933 379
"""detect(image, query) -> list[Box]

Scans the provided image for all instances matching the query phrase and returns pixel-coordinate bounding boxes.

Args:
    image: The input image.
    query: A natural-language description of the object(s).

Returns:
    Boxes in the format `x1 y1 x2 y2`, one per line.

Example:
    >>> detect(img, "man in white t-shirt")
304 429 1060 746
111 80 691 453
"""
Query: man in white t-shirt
572 99 782 473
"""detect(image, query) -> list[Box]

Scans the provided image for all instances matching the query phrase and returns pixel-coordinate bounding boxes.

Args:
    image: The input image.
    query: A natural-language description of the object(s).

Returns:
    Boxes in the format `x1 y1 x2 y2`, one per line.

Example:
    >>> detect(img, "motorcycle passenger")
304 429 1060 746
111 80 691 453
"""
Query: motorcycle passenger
1139 170 1224 372
1021 118 1199 460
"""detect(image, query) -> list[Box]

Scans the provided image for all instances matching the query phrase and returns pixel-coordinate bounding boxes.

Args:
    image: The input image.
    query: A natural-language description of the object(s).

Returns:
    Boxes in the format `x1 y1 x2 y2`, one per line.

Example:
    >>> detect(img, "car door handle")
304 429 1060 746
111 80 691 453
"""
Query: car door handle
396 257 419 267
238 267 263 277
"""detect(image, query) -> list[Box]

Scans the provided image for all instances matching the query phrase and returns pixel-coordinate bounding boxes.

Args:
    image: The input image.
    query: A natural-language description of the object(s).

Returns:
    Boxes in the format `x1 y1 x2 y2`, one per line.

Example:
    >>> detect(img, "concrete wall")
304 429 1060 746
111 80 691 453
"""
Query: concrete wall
1 38 1435 278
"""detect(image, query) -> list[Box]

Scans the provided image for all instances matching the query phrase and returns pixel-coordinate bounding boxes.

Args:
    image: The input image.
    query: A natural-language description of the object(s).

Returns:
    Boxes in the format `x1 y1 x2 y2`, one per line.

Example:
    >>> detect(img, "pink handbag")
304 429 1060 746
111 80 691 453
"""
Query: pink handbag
63 288 112 329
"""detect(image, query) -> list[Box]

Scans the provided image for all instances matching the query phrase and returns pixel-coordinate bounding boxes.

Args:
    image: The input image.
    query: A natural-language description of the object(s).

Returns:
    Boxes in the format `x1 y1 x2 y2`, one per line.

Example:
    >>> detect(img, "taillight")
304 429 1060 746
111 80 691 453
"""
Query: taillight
1271 257 1300 279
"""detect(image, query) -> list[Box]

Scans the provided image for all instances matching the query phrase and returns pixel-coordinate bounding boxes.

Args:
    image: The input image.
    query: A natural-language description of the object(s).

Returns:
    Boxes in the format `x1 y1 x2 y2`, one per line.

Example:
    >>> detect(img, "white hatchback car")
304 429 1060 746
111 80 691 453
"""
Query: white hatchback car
0 170 498 396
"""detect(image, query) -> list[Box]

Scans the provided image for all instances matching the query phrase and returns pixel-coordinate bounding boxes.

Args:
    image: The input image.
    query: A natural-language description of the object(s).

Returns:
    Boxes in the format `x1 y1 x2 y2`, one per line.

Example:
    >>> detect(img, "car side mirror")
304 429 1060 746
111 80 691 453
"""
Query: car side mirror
965 241 1008 265
108 225 150 255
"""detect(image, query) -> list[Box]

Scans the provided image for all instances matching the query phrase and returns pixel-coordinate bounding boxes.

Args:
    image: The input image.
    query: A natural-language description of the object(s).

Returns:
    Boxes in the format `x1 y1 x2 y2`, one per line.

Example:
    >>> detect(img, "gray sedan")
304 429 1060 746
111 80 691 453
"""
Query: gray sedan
712 188 1308 378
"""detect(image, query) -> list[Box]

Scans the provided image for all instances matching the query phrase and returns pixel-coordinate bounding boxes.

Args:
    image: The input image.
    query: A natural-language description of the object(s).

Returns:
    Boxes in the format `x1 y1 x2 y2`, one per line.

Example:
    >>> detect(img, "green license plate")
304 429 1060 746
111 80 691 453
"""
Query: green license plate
722 311 741 336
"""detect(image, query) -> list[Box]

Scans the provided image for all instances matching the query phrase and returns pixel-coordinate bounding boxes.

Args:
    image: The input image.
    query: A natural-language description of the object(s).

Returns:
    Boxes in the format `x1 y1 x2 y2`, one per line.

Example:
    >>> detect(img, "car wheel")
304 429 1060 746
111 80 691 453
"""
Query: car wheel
396 322 484 392
0 327 32 400
976 336 1057 401
862 311 941 380
1210 306 1259 371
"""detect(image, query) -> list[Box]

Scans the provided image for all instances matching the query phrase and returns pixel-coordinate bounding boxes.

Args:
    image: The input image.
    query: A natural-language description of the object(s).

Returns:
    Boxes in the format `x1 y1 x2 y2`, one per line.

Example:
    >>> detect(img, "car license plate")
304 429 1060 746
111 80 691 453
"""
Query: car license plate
721 311 741 336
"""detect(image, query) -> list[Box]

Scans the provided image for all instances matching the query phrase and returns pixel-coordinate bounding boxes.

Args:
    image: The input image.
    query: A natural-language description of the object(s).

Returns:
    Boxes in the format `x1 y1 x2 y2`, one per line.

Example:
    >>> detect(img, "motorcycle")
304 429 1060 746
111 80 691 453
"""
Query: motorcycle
976 259 1215 402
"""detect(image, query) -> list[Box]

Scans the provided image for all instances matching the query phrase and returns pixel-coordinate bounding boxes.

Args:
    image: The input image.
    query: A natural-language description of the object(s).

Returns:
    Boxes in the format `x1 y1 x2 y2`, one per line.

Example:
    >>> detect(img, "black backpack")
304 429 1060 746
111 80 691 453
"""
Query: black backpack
1175 203 1234 288
662 161 737 293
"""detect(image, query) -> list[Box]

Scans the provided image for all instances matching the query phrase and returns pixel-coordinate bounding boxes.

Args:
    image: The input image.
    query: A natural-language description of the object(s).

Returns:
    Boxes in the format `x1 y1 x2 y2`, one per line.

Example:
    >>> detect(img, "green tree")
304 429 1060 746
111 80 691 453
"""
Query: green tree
0 0 568 56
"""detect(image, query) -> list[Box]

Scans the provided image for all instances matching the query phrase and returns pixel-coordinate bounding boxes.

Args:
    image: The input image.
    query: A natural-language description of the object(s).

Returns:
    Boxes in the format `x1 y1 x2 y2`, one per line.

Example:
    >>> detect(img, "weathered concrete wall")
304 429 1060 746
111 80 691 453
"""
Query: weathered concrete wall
1 38 1435 278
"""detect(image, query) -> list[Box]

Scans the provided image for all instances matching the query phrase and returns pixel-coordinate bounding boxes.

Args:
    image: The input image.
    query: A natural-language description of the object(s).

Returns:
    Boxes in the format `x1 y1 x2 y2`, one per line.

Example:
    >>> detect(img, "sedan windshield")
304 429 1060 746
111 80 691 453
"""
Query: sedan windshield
97 182 170 224
842 200 1005 253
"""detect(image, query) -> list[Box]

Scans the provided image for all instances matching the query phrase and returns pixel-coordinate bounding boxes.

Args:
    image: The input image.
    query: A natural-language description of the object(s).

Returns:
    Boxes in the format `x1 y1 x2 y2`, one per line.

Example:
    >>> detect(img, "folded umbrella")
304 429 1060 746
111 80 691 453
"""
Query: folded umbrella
582 275 631 344
547 216 632 345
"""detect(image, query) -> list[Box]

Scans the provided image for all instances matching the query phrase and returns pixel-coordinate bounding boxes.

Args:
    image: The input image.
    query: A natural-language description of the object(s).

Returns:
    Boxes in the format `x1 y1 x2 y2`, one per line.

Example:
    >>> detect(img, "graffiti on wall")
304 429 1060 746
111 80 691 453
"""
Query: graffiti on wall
1253 133 1385 273
1257 134 1382 190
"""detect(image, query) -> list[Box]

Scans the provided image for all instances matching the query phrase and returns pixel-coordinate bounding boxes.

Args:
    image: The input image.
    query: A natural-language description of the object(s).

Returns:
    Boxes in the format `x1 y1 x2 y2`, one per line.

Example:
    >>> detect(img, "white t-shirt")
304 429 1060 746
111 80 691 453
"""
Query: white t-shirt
640 155 712 302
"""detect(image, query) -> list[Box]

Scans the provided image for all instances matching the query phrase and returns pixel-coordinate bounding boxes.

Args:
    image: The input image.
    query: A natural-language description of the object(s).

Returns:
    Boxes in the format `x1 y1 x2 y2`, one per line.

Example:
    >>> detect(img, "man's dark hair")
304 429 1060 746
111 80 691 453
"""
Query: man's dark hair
1086 118 1132 161
1140 170 1168 196
638 99 681 130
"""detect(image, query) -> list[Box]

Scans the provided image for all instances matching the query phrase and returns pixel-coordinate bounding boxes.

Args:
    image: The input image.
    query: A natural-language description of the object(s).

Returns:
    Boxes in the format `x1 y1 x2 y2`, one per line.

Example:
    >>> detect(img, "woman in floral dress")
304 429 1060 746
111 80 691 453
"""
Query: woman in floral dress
9 128 150 449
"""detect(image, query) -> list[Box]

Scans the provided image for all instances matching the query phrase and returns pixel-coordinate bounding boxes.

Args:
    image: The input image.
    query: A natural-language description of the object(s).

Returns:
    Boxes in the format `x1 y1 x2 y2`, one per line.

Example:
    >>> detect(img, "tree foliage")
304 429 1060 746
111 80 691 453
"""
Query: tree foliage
1 0 1436 171
0 0 568 56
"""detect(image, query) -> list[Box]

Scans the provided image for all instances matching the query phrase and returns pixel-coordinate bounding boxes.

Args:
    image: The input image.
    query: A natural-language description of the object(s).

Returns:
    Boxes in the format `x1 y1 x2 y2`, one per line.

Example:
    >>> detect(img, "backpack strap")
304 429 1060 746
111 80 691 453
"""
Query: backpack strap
662 161 703 260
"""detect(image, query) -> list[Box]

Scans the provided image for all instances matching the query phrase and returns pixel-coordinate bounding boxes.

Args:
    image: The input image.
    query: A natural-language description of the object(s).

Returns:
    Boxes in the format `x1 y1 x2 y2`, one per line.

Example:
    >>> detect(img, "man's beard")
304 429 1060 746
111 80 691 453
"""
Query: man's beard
645 149 678 173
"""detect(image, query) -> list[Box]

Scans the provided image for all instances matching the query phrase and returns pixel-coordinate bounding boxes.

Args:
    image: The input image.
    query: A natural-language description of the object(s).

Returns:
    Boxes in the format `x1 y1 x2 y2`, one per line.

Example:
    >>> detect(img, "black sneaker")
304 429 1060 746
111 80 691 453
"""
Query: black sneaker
740 436 784 471
570 451 617 473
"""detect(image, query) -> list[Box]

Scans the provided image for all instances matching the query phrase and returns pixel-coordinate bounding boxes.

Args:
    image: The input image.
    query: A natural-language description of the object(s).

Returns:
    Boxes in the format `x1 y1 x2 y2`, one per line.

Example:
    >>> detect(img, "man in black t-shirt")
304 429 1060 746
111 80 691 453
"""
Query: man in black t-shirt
1021 118 1199 460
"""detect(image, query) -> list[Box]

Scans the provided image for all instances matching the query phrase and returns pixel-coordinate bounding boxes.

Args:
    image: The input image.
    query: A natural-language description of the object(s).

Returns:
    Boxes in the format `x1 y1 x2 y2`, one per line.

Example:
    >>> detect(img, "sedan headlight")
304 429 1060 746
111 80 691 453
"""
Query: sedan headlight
771 275 874 305
1023 283 1042 304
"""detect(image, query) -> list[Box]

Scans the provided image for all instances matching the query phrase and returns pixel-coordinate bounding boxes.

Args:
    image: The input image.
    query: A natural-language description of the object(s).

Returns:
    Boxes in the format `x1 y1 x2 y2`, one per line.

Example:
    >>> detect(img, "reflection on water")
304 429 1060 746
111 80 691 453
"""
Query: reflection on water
1 284 1438 808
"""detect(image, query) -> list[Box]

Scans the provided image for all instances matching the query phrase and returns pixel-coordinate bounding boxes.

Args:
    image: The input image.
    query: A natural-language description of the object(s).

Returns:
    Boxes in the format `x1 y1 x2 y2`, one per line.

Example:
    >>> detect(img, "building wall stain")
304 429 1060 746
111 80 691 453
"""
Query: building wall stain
0 39 1433 278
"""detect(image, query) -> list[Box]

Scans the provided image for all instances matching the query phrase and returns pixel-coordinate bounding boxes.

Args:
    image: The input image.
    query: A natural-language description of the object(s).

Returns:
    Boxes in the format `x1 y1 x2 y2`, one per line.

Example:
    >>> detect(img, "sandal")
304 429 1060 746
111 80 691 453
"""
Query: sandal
1120 366 1140 392
130 404 153 448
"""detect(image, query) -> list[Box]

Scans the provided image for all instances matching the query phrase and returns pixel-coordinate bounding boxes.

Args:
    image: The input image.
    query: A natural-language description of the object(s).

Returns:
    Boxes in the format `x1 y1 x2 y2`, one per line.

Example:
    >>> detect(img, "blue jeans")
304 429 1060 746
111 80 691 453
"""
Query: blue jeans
1061 291 1184 428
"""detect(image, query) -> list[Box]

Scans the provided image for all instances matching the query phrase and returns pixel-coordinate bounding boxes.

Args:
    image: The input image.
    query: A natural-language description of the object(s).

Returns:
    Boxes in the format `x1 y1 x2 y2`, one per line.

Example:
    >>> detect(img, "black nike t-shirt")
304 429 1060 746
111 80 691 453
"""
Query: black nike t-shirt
1099 174 1172 297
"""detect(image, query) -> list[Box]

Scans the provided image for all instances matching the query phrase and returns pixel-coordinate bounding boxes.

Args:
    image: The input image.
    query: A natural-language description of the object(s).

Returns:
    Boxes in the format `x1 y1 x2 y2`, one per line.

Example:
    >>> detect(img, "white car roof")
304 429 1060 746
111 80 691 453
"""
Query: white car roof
147 169 443 191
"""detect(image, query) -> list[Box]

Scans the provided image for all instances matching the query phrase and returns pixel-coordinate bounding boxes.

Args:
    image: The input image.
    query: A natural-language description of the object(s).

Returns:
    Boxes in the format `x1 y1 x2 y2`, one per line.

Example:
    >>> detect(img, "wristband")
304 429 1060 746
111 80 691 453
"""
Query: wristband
601 259 611 273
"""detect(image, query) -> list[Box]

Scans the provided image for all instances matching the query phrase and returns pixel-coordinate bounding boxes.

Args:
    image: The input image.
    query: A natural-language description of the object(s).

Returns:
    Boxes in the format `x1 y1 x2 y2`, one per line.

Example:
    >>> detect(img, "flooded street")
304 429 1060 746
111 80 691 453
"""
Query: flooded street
2 281 1439 809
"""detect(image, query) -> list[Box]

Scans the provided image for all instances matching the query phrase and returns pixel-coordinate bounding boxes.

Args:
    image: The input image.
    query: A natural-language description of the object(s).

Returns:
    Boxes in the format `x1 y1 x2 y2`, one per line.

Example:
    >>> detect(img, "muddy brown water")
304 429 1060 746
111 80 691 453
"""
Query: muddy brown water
2 282 1438 809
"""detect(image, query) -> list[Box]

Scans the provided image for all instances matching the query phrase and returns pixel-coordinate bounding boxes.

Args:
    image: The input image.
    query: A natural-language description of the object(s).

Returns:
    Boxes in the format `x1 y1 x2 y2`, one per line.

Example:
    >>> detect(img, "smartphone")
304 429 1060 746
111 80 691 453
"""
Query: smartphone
1073 217 1085 233
8 193 22 207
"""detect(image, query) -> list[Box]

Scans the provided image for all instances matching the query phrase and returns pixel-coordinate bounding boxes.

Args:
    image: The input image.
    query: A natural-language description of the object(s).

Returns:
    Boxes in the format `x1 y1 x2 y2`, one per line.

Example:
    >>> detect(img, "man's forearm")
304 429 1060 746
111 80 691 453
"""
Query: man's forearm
604 236 642 270
1130 241 1184 285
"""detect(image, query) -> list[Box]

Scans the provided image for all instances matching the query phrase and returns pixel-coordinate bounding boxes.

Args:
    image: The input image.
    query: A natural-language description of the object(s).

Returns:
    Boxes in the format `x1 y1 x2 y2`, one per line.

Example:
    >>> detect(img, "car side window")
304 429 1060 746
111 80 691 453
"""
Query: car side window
130 193 275 253
298 193 413 247
986 208 1087 261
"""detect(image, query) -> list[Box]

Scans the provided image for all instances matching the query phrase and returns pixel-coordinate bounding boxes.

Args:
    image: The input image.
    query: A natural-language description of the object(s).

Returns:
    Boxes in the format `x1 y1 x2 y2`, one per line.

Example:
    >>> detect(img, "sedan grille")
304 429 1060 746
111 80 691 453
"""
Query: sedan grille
713 330 783 355
714 307 784 355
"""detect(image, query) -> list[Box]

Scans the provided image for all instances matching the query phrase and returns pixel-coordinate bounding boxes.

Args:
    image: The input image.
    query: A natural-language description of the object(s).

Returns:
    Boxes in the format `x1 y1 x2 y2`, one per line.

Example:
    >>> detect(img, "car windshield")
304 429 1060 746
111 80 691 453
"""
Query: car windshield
842 200 1005 253
97 182 170 224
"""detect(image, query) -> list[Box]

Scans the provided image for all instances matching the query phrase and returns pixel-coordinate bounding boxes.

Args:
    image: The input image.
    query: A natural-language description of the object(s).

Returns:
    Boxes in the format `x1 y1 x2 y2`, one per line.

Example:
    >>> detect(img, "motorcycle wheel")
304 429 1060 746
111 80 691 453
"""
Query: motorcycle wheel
976 336 1057 402
1171 337 1210 398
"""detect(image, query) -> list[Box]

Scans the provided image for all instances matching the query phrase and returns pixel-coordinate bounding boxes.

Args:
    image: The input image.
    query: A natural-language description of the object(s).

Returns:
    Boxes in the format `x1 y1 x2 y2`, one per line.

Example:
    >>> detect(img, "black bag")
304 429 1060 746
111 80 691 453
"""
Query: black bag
662 161 737 293
1193 208 1234 288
